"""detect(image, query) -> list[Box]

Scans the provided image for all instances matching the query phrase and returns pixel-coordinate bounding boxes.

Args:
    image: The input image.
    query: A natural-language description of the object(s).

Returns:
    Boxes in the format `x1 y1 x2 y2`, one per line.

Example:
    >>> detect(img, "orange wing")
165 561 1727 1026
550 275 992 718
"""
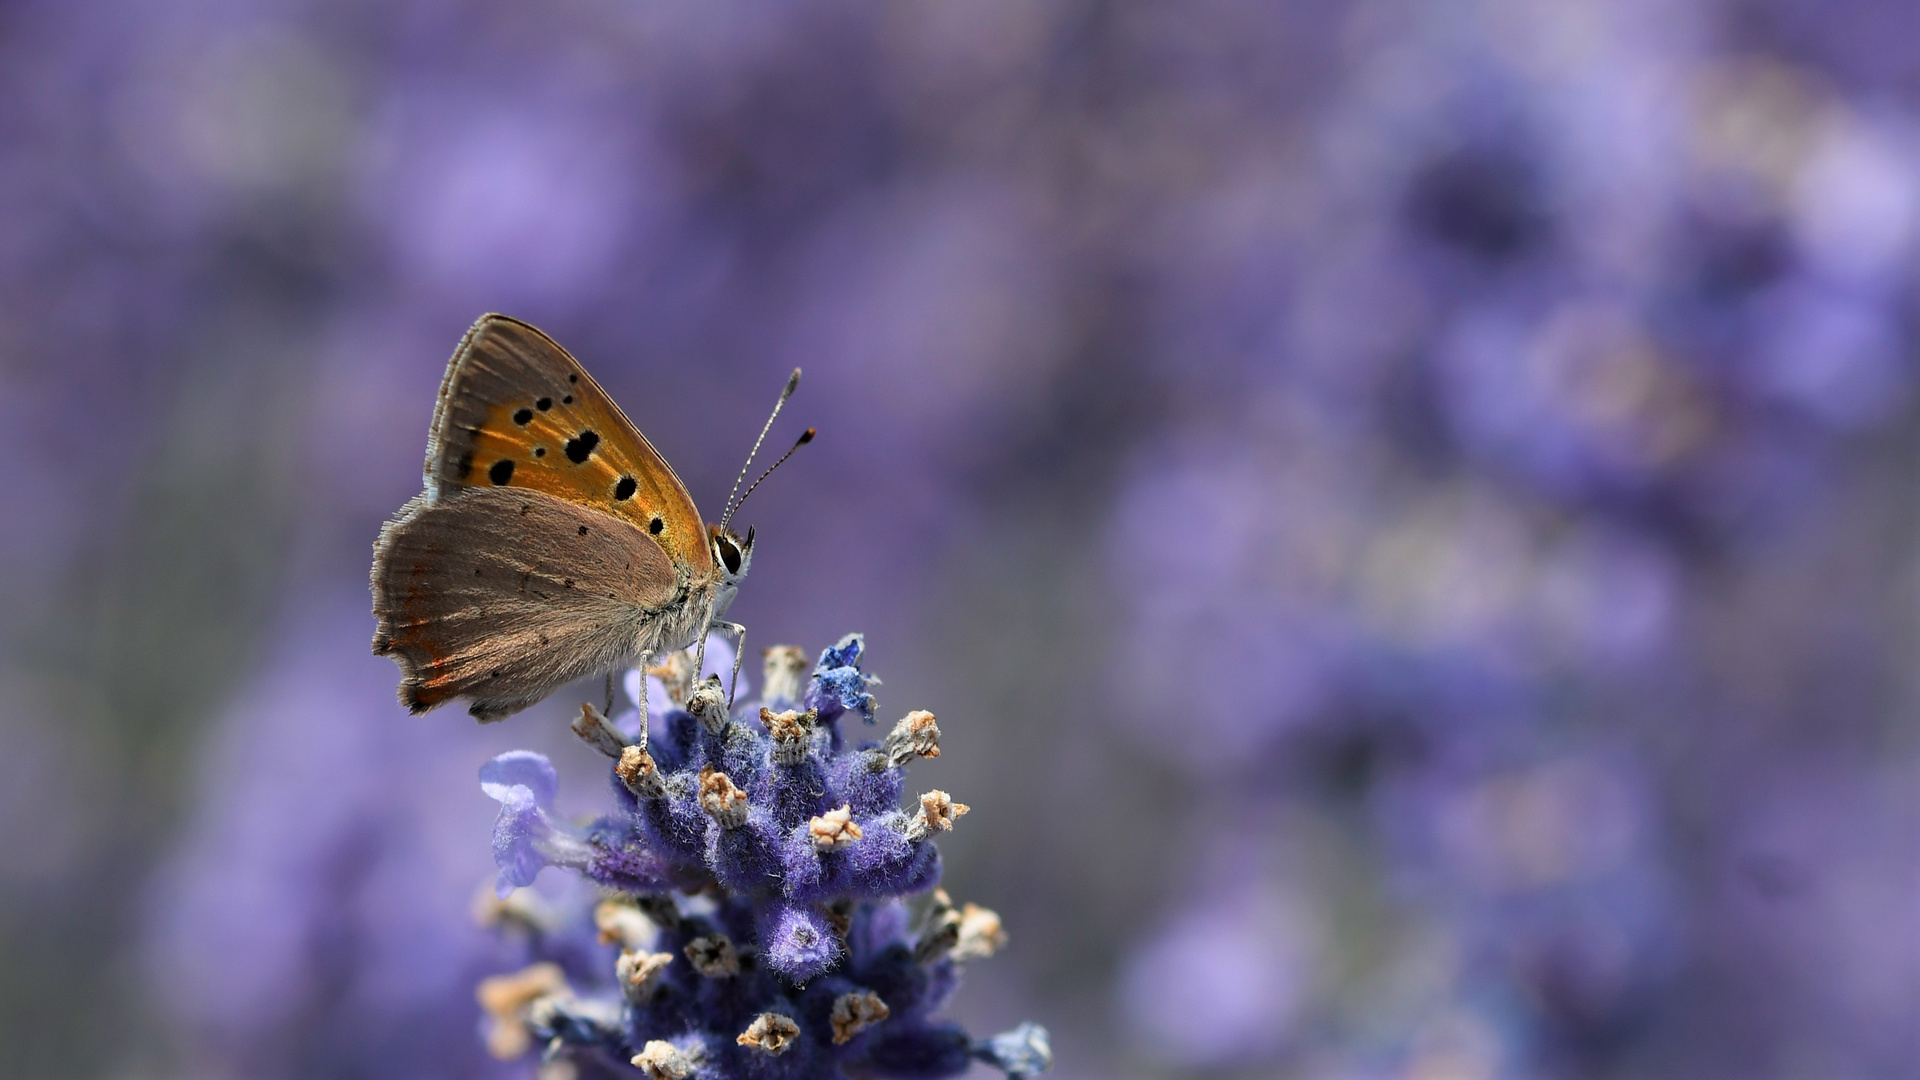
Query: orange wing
423 314 715 580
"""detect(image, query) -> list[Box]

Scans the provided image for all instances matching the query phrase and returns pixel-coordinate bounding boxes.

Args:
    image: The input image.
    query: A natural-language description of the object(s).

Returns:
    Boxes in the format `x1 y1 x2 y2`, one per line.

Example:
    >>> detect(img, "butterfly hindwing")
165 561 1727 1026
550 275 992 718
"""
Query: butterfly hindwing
372 487 681 721
426 314 714 578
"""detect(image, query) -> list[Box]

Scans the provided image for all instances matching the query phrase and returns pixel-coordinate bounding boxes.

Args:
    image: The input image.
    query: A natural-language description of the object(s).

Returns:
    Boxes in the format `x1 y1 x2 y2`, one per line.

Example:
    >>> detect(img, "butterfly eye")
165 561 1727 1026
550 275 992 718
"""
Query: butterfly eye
717 536 742 575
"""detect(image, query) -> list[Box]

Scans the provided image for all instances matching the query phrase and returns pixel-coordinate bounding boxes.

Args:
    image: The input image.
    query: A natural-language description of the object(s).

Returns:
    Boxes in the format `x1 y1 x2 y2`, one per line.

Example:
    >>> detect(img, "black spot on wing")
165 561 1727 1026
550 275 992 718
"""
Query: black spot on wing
513 408 533 425
565 430 600 463
614 476 637 501
489 459 515 485
536 397 553 411
578 525 589 536
568 373 578 383
562 394 573 404
533 446 546 457
649 516 664 535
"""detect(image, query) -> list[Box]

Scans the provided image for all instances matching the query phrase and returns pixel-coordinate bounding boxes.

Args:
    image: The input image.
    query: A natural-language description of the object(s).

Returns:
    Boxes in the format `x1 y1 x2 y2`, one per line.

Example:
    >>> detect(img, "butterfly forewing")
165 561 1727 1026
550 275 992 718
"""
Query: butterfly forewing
426 314 714 578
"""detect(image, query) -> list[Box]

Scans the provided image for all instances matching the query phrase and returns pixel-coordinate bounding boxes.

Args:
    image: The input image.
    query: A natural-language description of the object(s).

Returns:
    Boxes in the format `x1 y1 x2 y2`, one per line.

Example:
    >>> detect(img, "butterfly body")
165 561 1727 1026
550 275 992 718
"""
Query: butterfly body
373 315 753 722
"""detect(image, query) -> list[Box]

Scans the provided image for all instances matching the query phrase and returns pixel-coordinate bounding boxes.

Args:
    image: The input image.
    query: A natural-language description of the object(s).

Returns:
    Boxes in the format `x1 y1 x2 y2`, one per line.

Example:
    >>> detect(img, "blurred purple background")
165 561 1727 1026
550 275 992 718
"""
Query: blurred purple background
1 1 1914 1077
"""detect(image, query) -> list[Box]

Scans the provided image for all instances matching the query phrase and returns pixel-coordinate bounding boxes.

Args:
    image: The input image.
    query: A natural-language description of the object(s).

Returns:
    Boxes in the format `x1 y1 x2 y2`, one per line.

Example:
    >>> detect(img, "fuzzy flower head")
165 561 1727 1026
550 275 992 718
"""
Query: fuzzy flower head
472 633 1047 1080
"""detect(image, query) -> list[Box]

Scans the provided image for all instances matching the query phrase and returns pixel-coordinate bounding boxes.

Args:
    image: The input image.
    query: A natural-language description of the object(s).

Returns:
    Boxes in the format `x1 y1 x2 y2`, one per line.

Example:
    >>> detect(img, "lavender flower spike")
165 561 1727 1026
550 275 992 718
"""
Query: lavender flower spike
472 635 1049 1079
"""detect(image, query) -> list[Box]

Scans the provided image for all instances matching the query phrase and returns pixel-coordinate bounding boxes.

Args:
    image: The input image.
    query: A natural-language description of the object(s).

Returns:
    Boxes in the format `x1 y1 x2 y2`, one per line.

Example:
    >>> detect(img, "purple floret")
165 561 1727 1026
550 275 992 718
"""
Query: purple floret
807 633 880 727
480 751 595 896
759 900 841 983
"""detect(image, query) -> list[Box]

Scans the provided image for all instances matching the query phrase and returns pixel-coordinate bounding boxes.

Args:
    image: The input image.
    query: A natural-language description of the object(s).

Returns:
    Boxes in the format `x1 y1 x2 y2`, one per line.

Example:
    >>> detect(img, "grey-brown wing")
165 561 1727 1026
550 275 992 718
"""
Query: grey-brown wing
372 486 681 721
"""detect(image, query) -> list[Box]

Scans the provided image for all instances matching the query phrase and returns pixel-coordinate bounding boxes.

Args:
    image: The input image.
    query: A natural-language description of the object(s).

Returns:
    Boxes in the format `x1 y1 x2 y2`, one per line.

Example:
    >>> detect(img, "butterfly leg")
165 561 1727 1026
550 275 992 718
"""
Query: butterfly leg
709 620 748 709
631 652 651 753
604 669 617 717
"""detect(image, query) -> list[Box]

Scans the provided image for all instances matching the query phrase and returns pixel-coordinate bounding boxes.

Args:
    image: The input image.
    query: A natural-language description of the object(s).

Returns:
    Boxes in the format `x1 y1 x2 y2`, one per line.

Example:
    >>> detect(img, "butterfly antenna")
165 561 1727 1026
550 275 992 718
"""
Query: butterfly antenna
723 428 814 530
722 368 801 526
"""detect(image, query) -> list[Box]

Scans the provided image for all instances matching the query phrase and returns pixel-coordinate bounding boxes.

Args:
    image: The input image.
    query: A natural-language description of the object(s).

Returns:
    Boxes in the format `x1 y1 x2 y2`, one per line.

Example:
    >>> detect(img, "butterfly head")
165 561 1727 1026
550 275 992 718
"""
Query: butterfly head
709 522 754 609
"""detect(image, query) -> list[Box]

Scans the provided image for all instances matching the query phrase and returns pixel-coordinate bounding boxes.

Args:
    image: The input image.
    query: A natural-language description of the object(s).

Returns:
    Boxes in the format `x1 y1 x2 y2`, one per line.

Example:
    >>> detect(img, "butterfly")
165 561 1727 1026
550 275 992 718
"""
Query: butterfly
372 314 808 722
